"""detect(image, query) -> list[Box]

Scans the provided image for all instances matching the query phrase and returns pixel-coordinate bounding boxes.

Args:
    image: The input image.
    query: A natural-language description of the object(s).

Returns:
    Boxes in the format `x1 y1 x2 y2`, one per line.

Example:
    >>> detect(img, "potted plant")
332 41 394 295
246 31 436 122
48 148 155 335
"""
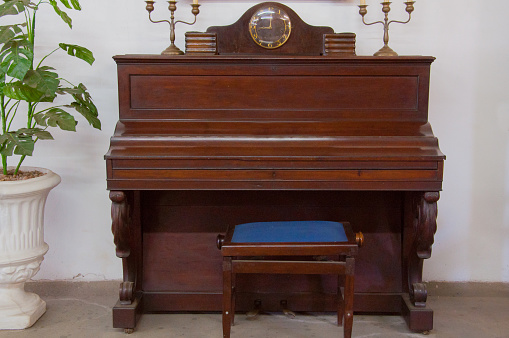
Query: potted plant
0 0 100 329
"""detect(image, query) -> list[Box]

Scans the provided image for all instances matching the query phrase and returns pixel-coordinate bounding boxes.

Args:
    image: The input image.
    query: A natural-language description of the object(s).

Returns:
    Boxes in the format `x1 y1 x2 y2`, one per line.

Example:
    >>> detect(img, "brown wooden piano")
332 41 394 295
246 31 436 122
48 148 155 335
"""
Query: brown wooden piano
105 2 444 334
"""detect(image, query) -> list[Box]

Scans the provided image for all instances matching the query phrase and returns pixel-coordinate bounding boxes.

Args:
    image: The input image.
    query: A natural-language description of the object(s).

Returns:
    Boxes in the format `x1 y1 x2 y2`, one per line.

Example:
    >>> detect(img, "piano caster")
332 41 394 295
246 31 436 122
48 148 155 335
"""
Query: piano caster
246 299 262 320
281 300 296 319
421 330 430 335
124 328 134 334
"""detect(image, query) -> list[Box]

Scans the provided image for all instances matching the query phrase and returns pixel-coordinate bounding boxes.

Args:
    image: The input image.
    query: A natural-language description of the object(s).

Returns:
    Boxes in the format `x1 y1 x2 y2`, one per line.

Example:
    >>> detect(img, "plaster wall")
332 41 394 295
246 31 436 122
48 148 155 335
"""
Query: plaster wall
13 0 508 282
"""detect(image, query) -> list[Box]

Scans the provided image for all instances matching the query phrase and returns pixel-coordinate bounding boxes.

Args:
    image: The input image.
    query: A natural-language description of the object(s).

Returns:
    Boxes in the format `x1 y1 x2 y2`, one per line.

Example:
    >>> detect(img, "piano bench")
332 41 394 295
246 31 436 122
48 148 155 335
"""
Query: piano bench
216 221 364 338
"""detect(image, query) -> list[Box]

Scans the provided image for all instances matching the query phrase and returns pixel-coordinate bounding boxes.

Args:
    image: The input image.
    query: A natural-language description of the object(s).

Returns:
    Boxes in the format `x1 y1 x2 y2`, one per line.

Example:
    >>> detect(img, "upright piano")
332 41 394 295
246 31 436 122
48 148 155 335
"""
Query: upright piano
105 2 444 333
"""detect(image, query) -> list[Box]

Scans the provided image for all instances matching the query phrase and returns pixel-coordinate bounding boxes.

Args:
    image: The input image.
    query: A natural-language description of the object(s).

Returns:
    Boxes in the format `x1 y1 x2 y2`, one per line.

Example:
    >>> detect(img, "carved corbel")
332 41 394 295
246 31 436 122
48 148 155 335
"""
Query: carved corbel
415 192 439 259
409 191 439 307
110 191 131 258
110 191 135 305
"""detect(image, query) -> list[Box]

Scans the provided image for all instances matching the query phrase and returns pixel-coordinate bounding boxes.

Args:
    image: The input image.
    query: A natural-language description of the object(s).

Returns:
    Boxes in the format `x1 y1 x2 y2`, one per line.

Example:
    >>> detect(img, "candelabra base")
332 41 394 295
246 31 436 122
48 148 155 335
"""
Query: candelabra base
374 44 398 57
161 44 184 55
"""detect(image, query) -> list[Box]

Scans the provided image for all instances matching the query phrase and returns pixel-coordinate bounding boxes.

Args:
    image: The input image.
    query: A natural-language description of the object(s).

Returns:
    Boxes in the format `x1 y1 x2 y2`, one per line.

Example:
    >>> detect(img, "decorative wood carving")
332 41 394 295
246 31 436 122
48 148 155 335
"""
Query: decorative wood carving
110 191 130 259
416 192 440 259
408 192 440 307
410 282 428 308
110 191 135 305
119 281 135 305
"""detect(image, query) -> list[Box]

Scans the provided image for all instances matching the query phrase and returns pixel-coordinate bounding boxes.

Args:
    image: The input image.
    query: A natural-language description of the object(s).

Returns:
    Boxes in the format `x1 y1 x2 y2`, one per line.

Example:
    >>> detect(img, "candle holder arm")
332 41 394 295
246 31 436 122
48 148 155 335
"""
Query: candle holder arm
175 4 199 26
389 13 412 25
362 18 384 26
358 6 383 26
175 16 197 26
147 12 171 26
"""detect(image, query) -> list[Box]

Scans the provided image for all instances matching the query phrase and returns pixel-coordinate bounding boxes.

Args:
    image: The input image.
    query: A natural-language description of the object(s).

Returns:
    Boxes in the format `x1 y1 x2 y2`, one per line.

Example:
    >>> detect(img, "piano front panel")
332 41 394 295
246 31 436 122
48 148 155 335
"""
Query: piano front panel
130 75 418 111
141 190 403 312
116 56 433 122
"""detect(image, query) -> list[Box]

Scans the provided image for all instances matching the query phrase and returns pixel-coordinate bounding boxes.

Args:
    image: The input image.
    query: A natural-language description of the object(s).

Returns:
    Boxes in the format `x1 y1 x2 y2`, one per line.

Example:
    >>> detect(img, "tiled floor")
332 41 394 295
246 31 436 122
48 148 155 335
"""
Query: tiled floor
0 281 507 337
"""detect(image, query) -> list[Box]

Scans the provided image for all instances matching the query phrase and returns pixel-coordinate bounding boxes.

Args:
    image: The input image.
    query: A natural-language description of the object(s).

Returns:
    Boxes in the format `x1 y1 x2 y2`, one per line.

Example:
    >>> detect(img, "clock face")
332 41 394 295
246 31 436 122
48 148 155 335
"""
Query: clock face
248 6 291 49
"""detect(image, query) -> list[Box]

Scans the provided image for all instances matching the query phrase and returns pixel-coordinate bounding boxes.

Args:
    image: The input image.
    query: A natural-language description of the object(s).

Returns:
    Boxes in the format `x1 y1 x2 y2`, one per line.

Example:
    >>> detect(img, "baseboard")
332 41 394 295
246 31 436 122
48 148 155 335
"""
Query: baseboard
25 280 509 298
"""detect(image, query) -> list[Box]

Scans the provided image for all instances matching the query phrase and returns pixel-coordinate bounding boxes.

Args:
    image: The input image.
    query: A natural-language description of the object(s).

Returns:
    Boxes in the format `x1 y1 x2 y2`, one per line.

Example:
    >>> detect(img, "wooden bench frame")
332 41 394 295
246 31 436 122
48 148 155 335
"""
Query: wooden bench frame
217 222 362 338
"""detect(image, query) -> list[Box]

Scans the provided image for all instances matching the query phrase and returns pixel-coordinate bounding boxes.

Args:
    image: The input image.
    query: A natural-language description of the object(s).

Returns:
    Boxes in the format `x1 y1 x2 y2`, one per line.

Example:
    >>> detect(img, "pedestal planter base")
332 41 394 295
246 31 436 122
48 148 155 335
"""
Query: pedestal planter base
0 282 46 329
0 167 60 330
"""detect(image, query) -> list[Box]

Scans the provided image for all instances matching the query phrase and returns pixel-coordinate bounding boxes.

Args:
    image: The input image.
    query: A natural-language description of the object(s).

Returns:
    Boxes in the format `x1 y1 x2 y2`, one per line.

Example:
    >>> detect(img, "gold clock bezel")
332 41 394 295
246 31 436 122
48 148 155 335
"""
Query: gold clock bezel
248 6 292 49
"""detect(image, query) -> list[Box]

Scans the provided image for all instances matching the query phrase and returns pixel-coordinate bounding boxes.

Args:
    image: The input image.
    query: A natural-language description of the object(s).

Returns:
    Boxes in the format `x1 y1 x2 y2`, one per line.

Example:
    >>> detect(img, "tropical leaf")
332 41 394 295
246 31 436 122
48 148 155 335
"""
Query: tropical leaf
58 0 72 9
48 0 72 28
59 43 94 65
3 80 46 102
0 0 30 18
17 128 53 140
26 2 38 10
0 22 26 44
69 0 81 10
63 83 100 130
0 135 16 156
23 66 59 99
0 131 35 156
34 107 77 131
0 26 14 45
0 24 24 44
0 39 33 80
0 73 5 90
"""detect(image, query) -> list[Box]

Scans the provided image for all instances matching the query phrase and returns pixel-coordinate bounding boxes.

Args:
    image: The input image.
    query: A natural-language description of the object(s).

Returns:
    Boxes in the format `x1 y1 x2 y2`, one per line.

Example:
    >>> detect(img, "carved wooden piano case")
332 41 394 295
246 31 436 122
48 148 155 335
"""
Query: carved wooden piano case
105 2 444 333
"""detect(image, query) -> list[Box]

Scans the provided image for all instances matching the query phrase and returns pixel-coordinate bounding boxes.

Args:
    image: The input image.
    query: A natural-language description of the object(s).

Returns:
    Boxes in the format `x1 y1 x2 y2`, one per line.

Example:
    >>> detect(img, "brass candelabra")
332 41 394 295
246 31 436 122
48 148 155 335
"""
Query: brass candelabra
145 0 200 55
358 1 415 56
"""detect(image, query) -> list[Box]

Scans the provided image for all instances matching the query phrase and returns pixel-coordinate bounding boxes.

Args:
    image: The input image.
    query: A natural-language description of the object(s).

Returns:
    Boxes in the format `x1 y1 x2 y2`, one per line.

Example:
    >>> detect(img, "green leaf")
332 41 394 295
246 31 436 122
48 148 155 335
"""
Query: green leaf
3 81 46 102
0 24 25 44
69 0 81 10
59 43 94 65
26 2 38 10
18 128 53 140
0 138 16 156
48 0 72 28
0 0 30 18
0 73 6 90
58 0 72 9
23 66 59 99
0 39 33 80
63 83 100 130
0 131 35 156
34 108 77 131
0 26 15 44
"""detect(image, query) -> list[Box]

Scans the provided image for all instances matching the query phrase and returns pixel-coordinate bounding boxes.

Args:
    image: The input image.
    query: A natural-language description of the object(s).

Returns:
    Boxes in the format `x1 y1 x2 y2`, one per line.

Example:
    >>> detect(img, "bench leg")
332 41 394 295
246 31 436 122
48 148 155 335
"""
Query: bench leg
344 257 355 338
223 257 233 338
337 274 345 326
231 272 236 326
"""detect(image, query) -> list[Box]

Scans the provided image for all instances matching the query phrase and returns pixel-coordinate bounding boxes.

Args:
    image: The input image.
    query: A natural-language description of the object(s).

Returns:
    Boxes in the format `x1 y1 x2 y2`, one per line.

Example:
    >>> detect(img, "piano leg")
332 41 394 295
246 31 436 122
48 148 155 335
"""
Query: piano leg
110 191 142 332
403 191 439 332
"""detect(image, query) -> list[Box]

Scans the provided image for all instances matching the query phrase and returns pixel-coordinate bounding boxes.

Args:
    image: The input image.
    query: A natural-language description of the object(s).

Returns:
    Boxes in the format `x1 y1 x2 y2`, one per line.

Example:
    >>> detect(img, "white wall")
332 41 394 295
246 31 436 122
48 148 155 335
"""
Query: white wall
18 0 508 282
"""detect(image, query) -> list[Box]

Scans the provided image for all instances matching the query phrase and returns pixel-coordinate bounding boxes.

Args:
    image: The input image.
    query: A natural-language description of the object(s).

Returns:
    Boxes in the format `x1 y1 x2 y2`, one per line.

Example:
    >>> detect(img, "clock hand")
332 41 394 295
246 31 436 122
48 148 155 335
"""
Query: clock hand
258 18 273 29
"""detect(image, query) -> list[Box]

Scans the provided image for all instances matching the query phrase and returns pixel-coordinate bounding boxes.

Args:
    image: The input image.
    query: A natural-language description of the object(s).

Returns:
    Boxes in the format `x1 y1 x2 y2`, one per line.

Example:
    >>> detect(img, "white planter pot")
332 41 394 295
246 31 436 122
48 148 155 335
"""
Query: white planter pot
0 167 60 329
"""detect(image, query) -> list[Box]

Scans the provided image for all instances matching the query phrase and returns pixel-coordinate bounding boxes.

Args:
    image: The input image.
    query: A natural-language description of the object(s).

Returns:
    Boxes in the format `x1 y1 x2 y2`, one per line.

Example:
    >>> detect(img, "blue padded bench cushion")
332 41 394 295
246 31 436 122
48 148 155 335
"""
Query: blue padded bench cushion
231 221 347 243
